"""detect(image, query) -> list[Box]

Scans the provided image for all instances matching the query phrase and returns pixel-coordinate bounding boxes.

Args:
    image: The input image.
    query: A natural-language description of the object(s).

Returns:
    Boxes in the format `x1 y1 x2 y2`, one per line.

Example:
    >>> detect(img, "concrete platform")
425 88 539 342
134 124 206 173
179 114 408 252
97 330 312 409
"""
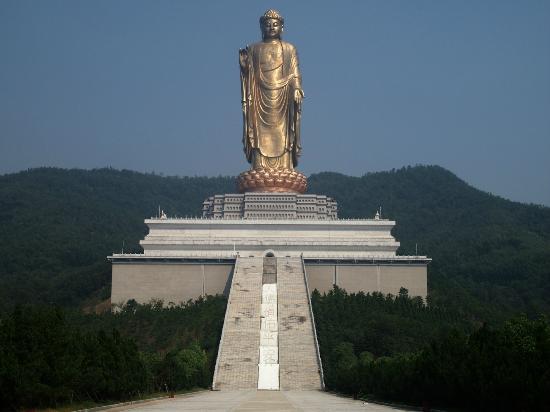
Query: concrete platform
133 217 403 259
113 390 412 411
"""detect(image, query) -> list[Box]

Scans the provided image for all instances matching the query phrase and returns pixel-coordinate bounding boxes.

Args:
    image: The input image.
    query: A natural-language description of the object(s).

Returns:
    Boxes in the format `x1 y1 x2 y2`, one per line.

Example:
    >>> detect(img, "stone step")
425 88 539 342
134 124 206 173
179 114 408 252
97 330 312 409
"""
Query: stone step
213 256 263 390
277 257 323 390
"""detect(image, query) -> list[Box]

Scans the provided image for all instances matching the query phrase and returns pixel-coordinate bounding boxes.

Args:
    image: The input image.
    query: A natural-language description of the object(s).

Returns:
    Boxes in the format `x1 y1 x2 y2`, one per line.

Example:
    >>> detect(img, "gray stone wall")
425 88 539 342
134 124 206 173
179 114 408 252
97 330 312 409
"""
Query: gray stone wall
111 261 426 306
305 263 427 300
111 263 233 306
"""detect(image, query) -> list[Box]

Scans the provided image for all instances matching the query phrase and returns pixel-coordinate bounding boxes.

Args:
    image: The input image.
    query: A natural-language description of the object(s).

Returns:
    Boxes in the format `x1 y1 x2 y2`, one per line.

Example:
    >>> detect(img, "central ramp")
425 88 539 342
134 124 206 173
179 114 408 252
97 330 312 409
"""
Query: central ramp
257 256 279 390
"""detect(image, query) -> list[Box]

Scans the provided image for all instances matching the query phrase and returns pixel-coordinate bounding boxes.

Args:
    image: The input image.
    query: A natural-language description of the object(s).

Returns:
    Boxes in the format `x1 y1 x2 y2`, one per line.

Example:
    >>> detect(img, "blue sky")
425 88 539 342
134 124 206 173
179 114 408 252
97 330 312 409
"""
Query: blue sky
1 1 549 205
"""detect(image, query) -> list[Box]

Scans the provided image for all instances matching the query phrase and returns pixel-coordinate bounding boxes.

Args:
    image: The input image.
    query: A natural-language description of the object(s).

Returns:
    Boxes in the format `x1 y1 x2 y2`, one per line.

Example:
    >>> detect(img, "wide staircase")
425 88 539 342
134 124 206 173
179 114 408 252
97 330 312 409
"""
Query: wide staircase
277 257 324 390
213 255 323 390
213 256 263 390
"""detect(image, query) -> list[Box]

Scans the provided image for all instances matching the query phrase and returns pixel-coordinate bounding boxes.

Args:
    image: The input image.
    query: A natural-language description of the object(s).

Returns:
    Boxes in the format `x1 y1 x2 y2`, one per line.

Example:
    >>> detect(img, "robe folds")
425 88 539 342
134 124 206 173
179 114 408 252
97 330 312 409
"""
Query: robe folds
241 40 303 169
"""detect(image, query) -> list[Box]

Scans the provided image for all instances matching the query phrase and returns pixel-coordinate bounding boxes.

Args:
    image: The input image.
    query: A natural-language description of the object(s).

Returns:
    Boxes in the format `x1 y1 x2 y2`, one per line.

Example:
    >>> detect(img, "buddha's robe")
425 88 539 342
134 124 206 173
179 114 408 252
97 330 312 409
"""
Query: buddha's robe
241 40 303 170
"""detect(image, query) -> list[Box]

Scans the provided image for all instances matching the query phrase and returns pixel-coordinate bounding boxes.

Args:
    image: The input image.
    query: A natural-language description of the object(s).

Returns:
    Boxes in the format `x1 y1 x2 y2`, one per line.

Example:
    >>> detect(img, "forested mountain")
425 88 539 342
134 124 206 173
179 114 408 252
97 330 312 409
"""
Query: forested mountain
0 166 549 321
0 168 234 308
1 166 549 410
309 168 550 320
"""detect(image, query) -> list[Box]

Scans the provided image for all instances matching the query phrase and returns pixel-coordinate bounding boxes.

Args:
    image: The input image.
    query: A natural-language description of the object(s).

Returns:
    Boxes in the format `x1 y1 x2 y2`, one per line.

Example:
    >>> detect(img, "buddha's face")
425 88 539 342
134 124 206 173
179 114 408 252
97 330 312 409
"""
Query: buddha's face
261 18 282 39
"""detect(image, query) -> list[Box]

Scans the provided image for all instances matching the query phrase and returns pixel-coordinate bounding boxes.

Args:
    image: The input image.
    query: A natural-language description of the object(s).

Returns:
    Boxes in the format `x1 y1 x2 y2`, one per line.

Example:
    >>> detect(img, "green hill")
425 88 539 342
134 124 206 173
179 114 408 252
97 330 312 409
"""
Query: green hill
0 166 548 321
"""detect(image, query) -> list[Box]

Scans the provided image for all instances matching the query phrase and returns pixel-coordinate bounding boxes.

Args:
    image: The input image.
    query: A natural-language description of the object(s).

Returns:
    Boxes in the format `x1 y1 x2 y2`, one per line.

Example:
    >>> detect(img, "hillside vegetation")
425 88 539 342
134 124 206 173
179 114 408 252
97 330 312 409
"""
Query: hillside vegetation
0 168 234 308
0 297 226 410
313 288 550 411
1 165 548 320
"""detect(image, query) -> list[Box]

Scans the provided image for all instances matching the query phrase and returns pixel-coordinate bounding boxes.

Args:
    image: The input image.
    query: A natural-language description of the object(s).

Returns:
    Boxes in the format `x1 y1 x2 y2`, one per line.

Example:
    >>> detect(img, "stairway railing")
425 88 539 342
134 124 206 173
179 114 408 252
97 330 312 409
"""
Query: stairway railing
300 255 325 389
211 256 241 390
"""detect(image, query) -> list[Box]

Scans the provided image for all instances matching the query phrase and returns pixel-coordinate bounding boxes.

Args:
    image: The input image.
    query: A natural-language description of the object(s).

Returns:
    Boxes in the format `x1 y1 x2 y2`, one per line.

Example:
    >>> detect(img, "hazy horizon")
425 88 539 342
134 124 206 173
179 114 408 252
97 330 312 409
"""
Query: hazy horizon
1 1 549 205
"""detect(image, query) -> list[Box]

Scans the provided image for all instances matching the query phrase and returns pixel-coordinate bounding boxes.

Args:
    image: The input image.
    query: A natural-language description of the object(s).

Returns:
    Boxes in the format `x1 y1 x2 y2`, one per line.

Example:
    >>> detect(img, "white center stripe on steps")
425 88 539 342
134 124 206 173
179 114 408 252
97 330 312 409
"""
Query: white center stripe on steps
258 282 280 390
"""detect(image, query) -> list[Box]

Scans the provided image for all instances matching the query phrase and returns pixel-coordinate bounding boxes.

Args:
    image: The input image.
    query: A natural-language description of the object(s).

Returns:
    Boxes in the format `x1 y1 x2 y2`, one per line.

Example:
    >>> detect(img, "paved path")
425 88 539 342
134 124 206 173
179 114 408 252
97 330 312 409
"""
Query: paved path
115 390 412 411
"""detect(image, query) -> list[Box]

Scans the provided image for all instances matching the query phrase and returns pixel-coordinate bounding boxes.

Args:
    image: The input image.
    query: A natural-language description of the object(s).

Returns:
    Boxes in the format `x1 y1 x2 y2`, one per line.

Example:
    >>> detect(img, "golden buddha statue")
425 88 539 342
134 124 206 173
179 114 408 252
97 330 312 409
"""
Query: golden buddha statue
237 9 307 193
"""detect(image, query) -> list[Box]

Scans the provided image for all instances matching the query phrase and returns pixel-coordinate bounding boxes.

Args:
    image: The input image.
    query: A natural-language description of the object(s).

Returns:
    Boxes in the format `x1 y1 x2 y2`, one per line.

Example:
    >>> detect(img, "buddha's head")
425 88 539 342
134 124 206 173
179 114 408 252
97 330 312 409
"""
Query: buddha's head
260 9 284 40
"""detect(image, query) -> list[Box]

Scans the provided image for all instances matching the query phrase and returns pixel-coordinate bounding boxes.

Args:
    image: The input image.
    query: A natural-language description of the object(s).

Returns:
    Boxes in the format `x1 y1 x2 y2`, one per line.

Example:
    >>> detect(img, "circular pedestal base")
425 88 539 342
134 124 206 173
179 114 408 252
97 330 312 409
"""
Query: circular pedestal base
237 168 307 194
